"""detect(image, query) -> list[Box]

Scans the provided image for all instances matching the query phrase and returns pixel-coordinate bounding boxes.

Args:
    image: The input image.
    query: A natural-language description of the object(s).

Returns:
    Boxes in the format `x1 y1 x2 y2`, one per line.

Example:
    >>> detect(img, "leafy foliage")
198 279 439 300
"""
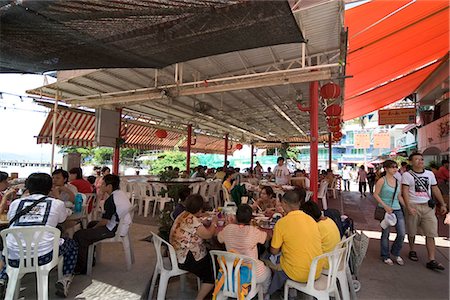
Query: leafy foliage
59 146 142 166
144 151 199 175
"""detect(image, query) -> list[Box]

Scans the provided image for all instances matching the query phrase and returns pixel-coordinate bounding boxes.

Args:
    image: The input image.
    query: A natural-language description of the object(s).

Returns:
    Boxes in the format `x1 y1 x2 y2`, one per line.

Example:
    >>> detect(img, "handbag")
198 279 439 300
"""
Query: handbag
408 171 436 208
374 179 397 221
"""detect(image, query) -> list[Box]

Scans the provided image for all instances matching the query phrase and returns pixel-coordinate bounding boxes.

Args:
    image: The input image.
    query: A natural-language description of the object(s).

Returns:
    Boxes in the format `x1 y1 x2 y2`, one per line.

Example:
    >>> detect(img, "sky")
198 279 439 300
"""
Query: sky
0 73 62 162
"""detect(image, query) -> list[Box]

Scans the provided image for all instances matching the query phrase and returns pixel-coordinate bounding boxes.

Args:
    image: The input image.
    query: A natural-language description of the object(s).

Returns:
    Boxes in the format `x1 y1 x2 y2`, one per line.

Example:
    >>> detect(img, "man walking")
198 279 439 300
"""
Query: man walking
401 153 447 270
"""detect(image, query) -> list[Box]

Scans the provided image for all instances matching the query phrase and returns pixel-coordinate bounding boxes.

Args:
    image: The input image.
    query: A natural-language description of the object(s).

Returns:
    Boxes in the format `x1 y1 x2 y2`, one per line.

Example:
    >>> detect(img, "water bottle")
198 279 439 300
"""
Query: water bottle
74 194 83 213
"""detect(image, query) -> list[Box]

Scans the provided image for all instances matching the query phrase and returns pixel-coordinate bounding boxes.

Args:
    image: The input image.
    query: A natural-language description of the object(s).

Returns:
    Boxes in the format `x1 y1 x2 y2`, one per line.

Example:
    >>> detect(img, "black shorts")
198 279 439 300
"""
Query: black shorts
179 251 215 284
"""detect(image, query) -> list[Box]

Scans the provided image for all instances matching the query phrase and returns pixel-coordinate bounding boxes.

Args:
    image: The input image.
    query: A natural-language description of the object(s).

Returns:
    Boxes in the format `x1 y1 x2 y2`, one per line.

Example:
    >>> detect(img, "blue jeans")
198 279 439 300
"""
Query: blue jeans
380 209 405 259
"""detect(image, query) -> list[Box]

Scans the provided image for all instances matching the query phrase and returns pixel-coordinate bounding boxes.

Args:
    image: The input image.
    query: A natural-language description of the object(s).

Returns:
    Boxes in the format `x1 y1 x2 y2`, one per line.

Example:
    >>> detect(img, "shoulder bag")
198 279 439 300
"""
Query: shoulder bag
374 179 397 221
9 196 47 226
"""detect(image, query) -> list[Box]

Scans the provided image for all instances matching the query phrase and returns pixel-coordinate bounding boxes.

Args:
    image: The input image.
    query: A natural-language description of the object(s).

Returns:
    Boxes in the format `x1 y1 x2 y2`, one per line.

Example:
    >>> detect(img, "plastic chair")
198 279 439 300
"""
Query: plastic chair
327 178 338 199
323 234 356 300
141 183 157 218
222 186 233 205
152 183 172 218
86 205 137 275
284 247 346 300
207 181 221 209
149 232 200 300
189 183 202 194
1 226 63 300
318 180 329 210
305 191 314 202
210 250 263 300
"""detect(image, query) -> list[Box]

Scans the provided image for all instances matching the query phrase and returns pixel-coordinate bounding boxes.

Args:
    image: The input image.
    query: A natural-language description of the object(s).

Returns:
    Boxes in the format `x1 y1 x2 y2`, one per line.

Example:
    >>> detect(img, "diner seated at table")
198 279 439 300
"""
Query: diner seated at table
251 186 281 214
214 167 226 181
300 201 340 268
217 204 271 296
172 186 192 220
291 170 310 190
69 167 93 194
3 173 79 298
0 171 16 214
73 174 131 275
222 172 237 193
170 194 217 300
268 189 323 295
49 169 77 207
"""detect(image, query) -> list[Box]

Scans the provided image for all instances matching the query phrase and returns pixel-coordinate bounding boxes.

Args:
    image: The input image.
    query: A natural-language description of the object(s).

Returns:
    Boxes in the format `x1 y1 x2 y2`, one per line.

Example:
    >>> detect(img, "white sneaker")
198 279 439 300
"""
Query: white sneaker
55 275 73 298
395 256 405 266
383 258 394 265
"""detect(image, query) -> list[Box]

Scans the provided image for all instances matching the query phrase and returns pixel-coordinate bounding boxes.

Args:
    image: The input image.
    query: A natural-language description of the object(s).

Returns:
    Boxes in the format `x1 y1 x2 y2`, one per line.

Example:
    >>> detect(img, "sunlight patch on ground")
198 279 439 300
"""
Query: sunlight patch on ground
75 280 141 300
361 230 450 248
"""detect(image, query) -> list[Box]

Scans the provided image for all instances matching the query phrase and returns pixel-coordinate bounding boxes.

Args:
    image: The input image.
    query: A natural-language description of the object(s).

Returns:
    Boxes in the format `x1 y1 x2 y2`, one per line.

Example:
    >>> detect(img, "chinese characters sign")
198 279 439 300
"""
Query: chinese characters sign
379 108 416 125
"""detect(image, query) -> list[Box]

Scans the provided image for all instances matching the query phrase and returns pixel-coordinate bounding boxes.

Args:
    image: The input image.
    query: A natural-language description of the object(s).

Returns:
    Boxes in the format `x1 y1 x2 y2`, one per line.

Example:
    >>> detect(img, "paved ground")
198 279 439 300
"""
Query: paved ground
15 188 449 299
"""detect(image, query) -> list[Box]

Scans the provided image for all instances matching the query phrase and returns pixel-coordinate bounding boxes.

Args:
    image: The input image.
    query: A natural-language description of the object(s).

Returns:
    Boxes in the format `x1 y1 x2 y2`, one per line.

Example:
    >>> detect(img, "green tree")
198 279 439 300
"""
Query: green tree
144 151 199 175
93 147 113 165
59 146 94 163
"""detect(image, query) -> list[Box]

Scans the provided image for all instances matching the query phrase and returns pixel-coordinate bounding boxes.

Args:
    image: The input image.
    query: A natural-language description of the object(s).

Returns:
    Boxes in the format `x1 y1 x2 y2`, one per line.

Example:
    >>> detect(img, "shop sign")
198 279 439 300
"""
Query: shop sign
373 133 390 149
354 133 370 149
379 108 415 125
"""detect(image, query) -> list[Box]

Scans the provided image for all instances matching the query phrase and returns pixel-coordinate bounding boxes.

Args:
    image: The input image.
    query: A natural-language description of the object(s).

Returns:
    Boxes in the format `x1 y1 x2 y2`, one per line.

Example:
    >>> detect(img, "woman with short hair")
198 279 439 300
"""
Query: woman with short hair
170 194 217 300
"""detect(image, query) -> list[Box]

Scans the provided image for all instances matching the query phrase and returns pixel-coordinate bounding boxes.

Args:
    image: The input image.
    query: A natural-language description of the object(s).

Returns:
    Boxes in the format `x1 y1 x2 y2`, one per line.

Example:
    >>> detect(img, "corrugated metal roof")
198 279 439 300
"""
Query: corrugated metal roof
28 0 345 144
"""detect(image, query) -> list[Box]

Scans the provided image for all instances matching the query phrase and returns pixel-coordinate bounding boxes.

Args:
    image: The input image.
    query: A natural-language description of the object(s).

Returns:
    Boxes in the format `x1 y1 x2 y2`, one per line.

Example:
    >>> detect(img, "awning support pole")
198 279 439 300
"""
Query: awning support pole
186 124 192 177
310 81 319 202
224 133 229 168
50 90 59 173
112 108 122 175
328 133 332 170
250 144 254 171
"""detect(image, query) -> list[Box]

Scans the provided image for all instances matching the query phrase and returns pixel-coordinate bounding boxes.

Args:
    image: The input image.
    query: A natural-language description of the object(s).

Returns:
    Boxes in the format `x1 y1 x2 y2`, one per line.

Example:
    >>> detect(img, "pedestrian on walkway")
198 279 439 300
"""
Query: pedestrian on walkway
373 160 405 265
367 168 376 194
357 165 368 197
342 166 351 191
401 153 447 271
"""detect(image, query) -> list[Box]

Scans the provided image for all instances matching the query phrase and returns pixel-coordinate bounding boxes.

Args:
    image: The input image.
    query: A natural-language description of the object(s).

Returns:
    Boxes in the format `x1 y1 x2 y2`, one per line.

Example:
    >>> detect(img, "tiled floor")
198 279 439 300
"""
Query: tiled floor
14 190 450 299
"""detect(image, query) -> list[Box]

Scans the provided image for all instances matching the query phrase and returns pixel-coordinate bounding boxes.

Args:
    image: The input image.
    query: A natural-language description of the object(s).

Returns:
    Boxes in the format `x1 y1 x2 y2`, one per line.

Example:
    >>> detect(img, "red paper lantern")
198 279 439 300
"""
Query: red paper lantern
333 131 343 139
329 125 341 132
327 118 341 126
325 104 342 117
320 82 341 99
236 143 243 150
155 129 168 139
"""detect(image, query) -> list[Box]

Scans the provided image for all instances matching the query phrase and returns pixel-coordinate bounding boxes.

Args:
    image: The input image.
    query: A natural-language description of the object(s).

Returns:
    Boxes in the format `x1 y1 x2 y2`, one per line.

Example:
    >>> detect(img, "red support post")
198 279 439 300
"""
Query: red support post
250 144 254 171
310 81 319 202
224 133 229 168
328 132 332 171
112 108 122 175
186 124 192 177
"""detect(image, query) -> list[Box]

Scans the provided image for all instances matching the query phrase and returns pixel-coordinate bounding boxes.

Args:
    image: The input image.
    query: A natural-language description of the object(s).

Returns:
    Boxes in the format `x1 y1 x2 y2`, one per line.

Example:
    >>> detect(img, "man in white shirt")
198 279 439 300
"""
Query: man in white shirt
272 157 290 185
74 174 131 275
401 153 447 271
5 173 79 298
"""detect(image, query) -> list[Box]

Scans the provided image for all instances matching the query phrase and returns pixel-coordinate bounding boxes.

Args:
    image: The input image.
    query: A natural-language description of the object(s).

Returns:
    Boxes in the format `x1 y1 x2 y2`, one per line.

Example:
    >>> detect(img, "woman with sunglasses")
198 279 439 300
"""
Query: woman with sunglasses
373 160 406 266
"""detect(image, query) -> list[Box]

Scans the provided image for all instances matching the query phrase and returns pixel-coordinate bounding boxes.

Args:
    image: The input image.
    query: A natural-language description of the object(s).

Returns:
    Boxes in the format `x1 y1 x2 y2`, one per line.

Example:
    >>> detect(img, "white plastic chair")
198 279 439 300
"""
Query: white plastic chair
327 178 338 199
149 232 200 300
222 186 233 206
323 234 356 300
284 247 346 300
86 205 137 275
210 250 263 300
152 183 172 218
1 226 63 300
318 180 329 210
189 183 202 194
305 191 314 202
141 183 157 218
131 182 145 216
207 181 221 209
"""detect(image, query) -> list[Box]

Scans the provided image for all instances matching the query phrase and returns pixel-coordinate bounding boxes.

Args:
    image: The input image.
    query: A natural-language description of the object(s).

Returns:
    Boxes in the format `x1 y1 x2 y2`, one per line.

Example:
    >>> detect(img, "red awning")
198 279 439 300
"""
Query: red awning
343 0 449 120
36 107 231 154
